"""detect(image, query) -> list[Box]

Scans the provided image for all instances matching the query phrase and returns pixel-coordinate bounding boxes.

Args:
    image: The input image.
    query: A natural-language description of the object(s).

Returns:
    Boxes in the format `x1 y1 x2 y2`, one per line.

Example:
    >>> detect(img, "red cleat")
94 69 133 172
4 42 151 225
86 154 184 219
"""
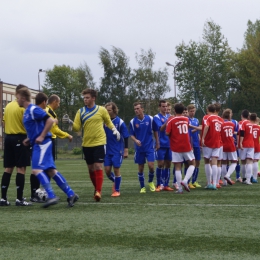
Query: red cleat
94 191 101 202
111 191 120 197
163 186 174 191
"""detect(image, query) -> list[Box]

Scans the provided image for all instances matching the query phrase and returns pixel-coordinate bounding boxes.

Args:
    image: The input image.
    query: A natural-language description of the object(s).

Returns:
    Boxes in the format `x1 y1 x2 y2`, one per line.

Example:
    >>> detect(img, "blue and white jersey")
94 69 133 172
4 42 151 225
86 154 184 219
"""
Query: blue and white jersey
188 117 200 148
153 113 170 148
129 115 156 152
231 118 239 145
23 104 52 145
104 116 129 155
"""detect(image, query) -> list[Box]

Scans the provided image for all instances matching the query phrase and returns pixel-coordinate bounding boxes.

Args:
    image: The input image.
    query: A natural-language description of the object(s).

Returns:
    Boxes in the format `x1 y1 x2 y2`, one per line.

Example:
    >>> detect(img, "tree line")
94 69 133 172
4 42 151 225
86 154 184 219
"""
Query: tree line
42 19 260 124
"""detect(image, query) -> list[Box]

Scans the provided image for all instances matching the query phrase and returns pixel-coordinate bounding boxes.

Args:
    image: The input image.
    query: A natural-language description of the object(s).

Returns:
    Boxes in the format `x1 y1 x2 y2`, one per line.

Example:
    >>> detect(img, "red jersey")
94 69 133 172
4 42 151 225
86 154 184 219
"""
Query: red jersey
238 120 254 148
221 120 236 152
203 115 223 148
217 116 224 146
200 114 209 146
252 124 260 152
166 116 192 152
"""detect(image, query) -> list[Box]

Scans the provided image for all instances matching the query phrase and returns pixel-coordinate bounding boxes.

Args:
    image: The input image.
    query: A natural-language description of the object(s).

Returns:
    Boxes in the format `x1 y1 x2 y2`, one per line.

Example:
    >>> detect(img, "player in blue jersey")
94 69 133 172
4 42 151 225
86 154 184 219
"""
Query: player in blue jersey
187 104 202 188
153 100 173 191
129 102 159 193
104 102 129 197
16 89 79 208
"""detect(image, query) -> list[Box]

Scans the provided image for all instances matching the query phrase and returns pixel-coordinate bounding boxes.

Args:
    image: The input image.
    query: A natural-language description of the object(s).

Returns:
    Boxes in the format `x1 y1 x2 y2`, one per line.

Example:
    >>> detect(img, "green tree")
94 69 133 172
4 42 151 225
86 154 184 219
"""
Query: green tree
99 46 135 123
133 49 170 115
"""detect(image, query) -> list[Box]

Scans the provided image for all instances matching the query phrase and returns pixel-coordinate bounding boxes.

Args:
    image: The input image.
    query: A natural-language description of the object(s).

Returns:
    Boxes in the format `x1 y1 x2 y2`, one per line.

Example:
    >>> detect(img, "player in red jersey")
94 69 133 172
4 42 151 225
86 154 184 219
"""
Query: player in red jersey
238 110 254 185
220 109 237 186
201 104 223 190
249 113 260 183
166 103 195 194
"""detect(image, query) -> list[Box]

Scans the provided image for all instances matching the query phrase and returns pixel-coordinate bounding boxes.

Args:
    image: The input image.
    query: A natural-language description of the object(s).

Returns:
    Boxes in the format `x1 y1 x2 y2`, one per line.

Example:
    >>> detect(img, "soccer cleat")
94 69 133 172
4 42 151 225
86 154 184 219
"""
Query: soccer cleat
175 189 183 194
258 172 260 177
94 191 101 202
173 183 179 190
140 187 146 193
15 199 33 206
111 191 120 197
231 180 235 184
216 184 222 188
251 178 258 183
181 181 190 192
192 182 201 188
163 186 174 191
211 185 218 190
67 193 79 207
243 180 252 185
236 177 243 183
148 182 156 192
30 193 45 203
219 179 223 185
155 186 161 192
205 184 213 189
224 176 233 185
43 197 59 208
0 198 11 206
188 183 196 189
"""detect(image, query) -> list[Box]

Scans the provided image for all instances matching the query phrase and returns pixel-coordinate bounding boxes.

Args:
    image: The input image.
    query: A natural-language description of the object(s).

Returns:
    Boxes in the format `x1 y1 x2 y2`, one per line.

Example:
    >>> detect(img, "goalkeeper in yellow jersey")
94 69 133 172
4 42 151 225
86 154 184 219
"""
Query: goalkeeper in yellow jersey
63 89 120 202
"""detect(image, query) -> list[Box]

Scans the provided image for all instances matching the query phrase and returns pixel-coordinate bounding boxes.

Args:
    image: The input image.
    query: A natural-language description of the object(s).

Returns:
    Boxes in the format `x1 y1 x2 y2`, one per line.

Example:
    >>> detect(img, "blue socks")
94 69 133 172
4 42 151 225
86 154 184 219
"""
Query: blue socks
138 173 145 188
36 172 56 199
156 168 162 187
115 176 121 192
53 172 74 197
107 172 115 182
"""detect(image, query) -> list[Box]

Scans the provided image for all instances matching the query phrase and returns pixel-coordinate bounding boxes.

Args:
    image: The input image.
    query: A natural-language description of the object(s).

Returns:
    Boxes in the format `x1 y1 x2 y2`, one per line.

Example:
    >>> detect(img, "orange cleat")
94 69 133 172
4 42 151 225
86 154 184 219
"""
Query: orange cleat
231 180 235 184
219 180 223 185
94 191 101 202
163 186 174 191
111 191 120 197
155 186 161 192
216 184 222 188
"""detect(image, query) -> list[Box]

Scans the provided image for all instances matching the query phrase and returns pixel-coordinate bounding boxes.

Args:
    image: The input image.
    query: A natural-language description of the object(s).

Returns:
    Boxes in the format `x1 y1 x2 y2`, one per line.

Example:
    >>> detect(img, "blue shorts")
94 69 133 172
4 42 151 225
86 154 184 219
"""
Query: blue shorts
155 147 172 161
193 147 201 161
32 139 56 171
134 149 155 165
104 153 123 168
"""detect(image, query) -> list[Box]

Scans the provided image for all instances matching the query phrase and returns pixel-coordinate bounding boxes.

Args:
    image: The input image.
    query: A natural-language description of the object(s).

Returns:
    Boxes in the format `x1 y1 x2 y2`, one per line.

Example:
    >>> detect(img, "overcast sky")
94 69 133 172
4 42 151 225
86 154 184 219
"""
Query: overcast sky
1 0 260 97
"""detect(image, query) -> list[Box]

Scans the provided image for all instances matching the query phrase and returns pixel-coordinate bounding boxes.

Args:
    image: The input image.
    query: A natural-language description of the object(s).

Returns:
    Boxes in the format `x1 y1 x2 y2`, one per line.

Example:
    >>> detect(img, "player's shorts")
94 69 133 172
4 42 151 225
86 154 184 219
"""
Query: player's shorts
172 150 195 163
202 147 220 159
134 149 155 164
4 134 31 168
218 146 223 161
32 139 56 170
104 153 123 168
222 151 238 161
193 147 201 161
155 147 172 161
254 152 260 160
239 148 254 160
83 145 105 165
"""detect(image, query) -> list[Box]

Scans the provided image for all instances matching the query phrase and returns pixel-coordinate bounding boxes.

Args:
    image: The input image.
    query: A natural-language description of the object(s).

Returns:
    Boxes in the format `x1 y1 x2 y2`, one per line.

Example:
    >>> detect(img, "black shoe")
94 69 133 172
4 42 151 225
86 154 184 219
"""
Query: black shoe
67 194 79 207
30 194 45 203
15 199 33 206
43 197 59 208
0 198 11 206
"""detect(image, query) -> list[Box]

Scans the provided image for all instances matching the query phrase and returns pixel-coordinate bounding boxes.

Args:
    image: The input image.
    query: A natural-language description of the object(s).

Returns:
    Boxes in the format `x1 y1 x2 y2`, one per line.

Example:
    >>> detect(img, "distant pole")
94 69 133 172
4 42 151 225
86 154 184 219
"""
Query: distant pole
38 69 46 92
166 61 182 101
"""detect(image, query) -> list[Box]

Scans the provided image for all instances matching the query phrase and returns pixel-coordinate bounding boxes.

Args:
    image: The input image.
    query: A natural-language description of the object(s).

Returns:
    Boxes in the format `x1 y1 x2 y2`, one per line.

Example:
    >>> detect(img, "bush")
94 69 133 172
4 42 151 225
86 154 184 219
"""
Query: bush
128 148 135 155
73 147 82 155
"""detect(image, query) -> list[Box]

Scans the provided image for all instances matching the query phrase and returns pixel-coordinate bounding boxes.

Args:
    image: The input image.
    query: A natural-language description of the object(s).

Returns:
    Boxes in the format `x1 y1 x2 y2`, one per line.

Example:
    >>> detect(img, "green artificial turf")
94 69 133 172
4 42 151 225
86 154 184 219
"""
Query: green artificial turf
1 158 260 260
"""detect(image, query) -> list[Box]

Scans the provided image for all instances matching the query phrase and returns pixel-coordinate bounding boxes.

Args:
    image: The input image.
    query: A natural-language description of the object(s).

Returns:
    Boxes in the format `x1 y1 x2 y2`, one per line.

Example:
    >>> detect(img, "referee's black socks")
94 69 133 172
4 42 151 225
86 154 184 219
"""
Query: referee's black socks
1 172 12 200
16 173 25 201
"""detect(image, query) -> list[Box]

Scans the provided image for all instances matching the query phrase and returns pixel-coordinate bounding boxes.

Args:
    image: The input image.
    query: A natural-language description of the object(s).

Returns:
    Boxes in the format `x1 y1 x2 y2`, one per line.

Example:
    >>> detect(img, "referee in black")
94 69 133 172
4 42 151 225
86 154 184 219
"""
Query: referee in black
0 84 33 206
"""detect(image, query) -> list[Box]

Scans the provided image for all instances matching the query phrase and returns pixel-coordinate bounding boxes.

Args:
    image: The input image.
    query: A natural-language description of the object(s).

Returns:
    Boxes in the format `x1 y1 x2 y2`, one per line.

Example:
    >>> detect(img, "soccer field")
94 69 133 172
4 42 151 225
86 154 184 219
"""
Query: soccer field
1 158 260 260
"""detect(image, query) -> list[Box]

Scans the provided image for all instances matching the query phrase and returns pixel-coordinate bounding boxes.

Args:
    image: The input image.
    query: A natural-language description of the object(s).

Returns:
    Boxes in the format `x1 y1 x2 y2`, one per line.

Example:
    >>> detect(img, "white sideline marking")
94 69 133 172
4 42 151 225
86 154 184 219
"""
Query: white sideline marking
75 202 260 207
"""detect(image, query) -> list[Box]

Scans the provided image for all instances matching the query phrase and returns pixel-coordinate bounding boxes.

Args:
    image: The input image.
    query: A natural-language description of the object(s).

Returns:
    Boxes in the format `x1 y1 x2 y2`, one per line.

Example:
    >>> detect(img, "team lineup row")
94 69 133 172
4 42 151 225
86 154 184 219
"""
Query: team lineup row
1 85 258 208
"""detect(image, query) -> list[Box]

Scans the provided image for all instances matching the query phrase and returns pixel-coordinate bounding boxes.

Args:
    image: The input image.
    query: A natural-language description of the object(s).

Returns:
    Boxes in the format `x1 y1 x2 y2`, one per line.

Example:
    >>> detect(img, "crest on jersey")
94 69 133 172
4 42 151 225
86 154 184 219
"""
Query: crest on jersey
146 122 149 126
135 124 139 128
161 118 165 122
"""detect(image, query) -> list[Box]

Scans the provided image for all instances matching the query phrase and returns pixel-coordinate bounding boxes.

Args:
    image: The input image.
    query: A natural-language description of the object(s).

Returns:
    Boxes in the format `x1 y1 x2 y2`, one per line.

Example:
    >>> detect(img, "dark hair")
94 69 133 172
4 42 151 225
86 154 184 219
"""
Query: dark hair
159 100 167 107
207 104 216 113
222 109 231 120
16 87 31 102
241 109 249 119
82 88 98 98
16 84 28 93
174 103 185 114
133 102 144 108
36 92 48 105
249 113 257 121
48 94 59 104
214 103 221 113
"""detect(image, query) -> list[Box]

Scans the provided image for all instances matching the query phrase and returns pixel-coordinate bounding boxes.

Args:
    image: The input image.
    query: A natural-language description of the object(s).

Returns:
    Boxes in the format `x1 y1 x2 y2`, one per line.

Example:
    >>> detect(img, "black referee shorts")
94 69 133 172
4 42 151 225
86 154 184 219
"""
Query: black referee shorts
4 134 31 168
83 145 105 165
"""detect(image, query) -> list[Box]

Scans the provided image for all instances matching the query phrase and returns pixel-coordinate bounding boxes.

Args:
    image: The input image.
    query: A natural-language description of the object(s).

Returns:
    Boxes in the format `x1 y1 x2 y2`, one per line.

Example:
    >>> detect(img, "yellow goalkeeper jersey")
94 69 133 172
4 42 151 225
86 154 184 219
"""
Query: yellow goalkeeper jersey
73 105 114 147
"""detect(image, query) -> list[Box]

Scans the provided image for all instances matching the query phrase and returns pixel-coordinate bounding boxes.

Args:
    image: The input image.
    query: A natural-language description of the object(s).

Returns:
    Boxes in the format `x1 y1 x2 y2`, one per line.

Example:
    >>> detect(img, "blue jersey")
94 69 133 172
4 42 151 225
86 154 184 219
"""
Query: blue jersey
129 115 157 152
188 117 200 147
231 119 239 145
104 116 129 155
153 113 170 148
23 104 52 145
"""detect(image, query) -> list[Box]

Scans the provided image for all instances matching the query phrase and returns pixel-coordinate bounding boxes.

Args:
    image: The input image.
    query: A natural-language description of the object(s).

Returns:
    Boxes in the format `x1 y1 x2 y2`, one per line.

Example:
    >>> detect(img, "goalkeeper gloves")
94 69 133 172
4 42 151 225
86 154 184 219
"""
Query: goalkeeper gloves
112 127 120 141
